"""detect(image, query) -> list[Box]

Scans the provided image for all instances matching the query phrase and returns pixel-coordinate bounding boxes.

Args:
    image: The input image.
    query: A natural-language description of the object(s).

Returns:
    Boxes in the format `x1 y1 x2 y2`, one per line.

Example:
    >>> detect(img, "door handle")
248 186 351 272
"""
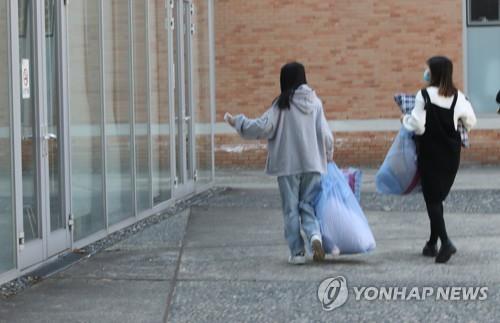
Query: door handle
42 133 57 157
44 133 57 140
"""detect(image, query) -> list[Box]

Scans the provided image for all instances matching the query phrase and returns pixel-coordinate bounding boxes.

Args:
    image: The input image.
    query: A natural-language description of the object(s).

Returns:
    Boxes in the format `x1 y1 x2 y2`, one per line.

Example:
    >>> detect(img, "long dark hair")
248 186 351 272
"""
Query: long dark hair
275 62 308 110
427 56 457 97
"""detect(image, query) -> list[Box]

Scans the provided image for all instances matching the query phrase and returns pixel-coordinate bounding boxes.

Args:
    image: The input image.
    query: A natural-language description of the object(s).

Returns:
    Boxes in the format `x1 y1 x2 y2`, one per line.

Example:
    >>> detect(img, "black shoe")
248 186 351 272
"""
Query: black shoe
435 241 457 263
422 242 438 257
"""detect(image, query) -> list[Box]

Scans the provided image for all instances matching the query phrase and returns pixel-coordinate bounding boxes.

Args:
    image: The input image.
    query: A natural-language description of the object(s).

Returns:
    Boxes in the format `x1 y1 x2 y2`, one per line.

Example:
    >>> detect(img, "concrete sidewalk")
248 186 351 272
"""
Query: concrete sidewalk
1 168 499 322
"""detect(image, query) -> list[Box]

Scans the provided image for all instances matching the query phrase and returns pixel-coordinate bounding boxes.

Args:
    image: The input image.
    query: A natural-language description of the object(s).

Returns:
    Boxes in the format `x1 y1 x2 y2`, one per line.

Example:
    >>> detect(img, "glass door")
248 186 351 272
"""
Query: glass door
44 0 68 256
18 0 69 269
173 0 196 197
0 0 15 275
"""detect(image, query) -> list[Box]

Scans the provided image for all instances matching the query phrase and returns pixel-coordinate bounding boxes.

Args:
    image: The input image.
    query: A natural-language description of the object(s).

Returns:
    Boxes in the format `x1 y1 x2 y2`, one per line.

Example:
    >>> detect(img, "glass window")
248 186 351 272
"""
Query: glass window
102 1 134 225
68 0 105 240
469 0 500 25
467 27 500 114
19 0 41 242
150 1 171 205
0 0 15 273
133 0 152 213
45 0 65 232
193 0 213 184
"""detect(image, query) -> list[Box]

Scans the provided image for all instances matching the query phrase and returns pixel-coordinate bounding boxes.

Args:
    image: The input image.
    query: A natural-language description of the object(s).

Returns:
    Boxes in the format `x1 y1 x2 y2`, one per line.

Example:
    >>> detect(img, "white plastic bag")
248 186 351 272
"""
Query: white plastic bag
315 162 376 255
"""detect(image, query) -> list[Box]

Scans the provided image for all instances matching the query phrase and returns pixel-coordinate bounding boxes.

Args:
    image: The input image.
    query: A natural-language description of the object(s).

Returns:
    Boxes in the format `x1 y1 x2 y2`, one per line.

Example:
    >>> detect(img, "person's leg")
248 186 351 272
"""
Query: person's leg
426 201 449 244
425 201 439 246
277 175 305 258
426 200 456 263
298 173 321 242
298 173 324 261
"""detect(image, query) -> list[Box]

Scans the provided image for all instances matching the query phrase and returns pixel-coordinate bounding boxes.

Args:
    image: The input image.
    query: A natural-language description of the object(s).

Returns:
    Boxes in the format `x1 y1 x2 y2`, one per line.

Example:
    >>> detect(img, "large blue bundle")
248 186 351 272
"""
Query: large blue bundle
315 162 376 255
375 127 421 195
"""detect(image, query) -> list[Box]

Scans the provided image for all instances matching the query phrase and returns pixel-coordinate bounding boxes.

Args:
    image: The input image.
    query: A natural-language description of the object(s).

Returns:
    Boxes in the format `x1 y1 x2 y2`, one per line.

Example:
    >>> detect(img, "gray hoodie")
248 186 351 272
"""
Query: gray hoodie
233 84 334 176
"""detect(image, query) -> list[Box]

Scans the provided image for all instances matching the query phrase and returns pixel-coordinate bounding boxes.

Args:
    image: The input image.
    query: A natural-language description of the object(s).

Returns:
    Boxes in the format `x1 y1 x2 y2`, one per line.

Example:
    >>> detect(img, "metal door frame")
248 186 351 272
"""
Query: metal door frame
172 0 196 199
12 0 70 270
46 0 71 256
4 0 22 282
16 0 45 269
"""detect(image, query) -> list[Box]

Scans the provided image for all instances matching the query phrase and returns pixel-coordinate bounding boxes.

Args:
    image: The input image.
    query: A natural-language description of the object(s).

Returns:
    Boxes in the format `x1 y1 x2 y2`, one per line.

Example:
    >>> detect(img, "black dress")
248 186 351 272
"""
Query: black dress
416 88 461 204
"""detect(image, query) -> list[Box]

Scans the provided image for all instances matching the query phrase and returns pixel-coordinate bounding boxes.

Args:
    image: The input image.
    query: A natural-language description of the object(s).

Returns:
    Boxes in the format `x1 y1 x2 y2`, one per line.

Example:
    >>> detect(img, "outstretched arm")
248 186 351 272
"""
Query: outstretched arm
226 106 280 140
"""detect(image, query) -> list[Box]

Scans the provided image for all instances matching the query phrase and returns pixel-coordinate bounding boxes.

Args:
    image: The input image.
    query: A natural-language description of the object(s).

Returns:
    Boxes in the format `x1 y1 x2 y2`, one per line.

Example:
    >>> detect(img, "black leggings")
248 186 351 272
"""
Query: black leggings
426 201 449 245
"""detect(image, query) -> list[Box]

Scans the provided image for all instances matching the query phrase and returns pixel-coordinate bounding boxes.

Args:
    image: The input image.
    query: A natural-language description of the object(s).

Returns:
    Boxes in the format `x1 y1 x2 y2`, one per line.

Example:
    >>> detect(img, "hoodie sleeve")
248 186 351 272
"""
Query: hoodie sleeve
233 106 280 140
317 103 334 162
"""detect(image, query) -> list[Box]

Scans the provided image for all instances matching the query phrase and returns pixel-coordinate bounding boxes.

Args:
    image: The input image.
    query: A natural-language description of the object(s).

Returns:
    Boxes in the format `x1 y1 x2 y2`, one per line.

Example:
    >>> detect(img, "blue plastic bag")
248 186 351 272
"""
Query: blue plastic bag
375 127 421 195
315 162 376 255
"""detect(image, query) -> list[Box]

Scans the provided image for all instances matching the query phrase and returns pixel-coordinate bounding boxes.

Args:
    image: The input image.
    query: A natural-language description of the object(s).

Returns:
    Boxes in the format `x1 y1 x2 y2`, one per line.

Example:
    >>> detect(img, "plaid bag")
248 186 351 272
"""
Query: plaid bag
394 93 470 148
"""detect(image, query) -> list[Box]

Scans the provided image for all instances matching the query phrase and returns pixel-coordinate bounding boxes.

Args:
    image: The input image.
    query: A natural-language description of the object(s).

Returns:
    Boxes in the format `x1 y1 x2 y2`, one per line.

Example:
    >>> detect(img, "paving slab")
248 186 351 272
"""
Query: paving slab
184 207 284 248
109 210 190 251
167 280 500 323
199 187 500 214
0 210 191 322
179 235 500 285
167 199 500 322
0 278 171 323
179 208 500 285
55 249 179 281
184 207 500 248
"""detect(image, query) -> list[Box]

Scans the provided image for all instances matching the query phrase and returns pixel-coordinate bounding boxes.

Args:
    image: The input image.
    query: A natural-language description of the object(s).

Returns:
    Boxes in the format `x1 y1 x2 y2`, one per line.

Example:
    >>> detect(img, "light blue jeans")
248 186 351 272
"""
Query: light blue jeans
277 172 322 256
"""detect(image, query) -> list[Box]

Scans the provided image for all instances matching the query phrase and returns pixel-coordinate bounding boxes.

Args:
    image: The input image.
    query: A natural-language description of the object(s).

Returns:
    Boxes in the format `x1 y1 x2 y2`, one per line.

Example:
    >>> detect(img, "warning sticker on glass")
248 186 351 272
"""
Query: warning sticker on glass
22 59 30 99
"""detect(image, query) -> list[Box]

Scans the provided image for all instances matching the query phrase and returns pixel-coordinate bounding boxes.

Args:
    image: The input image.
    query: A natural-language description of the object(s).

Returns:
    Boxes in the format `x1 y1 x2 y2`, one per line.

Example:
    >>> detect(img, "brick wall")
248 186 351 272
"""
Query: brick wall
215 0 463 121
214 0 500 168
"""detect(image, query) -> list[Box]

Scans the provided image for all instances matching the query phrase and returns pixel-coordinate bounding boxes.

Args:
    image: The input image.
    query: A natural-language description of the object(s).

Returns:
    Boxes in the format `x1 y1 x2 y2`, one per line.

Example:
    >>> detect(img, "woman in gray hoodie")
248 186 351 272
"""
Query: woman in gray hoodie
225 62 334 264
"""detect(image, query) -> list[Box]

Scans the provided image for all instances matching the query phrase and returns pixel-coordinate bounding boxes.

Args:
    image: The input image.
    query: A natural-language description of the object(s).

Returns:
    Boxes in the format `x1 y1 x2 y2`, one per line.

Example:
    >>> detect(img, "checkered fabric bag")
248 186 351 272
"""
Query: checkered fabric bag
394 93 470 148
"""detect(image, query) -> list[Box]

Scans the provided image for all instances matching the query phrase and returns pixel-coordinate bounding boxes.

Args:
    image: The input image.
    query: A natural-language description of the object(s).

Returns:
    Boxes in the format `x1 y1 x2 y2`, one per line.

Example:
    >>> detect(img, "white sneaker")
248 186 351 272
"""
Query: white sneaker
288 254 306 265
311 236 325 262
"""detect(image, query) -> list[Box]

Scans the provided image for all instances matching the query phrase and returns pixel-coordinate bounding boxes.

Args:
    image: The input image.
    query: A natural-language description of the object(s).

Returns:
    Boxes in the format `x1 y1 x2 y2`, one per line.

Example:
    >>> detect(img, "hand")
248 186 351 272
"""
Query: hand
400 114 405 124
224 112 236 127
